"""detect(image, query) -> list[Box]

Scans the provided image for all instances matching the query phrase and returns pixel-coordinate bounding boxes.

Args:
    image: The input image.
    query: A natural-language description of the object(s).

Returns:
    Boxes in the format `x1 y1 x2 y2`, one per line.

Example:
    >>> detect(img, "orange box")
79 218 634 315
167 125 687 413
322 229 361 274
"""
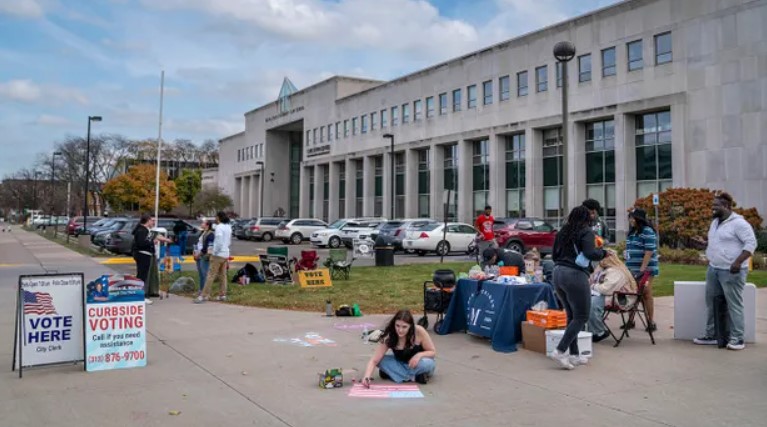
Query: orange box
499 266 519 276
526 310 567 329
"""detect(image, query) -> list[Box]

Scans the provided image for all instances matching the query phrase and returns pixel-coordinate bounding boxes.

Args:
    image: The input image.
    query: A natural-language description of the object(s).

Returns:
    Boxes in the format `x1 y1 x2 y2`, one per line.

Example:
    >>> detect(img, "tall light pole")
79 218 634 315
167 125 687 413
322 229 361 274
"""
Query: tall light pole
49 151 62 228
256 160 265 218
154 70 165 225
554 41 576 222
33 171 41 213
383 133 394 219
83 115 103 231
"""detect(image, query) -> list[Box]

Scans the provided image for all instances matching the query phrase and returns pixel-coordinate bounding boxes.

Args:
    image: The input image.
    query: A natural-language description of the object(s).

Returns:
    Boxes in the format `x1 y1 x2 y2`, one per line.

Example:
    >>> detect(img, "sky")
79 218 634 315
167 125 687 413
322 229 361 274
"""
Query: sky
0 0 622 177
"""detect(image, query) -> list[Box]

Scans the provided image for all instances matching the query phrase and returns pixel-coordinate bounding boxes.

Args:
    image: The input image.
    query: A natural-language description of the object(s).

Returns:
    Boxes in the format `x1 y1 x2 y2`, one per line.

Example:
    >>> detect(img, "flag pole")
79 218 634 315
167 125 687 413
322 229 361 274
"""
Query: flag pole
154 70 165 224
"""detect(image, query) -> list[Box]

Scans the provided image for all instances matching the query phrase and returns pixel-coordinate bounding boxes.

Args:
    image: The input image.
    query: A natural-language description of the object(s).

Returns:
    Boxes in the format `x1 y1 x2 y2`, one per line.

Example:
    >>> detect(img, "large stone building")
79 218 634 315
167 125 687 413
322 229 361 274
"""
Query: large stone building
218 0 767 239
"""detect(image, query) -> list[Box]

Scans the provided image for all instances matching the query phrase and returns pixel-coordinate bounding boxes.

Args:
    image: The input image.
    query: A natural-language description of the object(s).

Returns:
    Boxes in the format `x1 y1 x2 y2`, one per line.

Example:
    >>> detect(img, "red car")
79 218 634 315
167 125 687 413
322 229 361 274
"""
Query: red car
67 216 84 235
493 217 557 254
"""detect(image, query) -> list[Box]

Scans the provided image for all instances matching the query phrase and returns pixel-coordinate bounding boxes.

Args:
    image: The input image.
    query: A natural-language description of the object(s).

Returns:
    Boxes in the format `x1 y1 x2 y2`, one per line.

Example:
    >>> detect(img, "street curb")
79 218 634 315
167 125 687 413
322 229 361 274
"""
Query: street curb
99 256 262 265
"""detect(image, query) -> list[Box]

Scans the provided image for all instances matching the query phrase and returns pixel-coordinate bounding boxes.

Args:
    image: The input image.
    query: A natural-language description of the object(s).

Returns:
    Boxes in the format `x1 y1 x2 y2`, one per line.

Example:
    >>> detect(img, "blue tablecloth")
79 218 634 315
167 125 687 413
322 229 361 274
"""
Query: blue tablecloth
437 279 559 352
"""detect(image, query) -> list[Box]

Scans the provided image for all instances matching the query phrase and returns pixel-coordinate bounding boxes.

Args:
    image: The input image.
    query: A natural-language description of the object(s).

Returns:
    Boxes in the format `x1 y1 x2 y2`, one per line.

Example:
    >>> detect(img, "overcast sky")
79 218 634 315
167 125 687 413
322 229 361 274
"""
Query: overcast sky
0 0 622 177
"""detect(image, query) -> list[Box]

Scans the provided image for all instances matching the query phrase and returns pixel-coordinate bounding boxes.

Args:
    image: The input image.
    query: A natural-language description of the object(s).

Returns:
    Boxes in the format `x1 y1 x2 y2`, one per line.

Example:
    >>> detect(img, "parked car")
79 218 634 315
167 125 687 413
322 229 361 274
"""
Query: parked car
275 218 328 244
75 218 112 236
402 222 477 256
245 217 284 241
373 219 438 251
310 218 381 248
67 216 84 235
105 218 201 255
233 219 255 240
493 217 557 254
340 219 388 248
92 219 130 246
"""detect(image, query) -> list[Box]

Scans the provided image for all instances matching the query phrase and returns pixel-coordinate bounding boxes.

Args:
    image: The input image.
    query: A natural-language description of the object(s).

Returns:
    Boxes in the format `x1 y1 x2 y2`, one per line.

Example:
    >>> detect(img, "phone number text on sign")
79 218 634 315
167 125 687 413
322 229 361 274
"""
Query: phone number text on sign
88 351 145 364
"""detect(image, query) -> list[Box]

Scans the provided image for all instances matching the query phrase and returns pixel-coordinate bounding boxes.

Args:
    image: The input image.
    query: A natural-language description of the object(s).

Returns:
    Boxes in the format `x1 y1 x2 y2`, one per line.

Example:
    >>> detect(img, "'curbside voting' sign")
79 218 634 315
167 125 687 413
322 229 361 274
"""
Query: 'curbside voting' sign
84 275 147 372
14 273 84 376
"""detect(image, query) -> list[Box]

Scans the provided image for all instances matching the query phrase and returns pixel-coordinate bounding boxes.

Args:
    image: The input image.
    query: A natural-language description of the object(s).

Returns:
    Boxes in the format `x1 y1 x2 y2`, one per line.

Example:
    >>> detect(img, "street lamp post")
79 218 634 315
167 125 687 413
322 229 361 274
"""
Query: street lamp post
83 115 102 231
553 41 576 221
49 151 62 229
256 160 265 218
33 171 41 214
383 133 394 219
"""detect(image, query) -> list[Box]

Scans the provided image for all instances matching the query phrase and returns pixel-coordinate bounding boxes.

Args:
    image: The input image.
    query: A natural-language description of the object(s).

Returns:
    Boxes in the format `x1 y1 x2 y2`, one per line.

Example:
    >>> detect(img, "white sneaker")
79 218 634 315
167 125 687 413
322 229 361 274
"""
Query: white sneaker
193 296 206 304
549 349 574 370
144 298 153 305
569 355 589 366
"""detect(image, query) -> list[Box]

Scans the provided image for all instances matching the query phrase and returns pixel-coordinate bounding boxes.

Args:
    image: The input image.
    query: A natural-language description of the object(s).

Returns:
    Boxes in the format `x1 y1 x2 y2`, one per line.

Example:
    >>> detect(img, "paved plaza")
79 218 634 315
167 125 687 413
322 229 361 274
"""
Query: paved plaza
1 229 765 427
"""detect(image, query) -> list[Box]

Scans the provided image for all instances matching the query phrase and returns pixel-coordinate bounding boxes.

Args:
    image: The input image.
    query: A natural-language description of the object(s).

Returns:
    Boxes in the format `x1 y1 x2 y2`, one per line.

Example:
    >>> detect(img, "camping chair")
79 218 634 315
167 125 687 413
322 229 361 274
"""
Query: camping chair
602 271 656 347
324 248 354 280
294 250 319 272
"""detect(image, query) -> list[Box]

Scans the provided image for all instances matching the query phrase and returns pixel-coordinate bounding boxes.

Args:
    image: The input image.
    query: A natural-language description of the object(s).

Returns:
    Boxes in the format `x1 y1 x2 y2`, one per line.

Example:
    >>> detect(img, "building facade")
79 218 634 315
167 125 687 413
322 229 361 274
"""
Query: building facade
218 0 767 239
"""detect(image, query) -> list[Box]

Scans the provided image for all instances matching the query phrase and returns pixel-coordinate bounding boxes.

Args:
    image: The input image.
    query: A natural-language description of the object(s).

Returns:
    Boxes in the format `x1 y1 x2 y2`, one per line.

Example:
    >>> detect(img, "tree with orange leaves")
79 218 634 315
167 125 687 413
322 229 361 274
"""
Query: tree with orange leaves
103 164 178 213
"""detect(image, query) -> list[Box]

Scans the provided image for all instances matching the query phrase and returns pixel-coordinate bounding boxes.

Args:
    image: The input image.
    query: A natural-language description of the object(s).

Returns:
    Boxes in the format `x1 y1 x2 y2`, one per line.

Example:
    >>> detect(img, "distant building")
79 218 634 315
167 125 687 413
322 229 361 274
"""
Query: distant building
218 0 767 239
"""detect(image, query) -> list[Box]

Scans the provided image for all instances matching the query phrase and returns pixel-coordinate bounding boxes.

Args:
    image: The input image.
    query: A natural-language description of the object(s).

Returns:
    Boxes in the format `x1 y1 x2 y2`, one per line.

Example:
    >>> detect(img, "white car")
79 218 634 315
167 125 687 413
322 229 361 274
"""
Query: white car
275 218 328 244
310 218 382 248
402 222 477 256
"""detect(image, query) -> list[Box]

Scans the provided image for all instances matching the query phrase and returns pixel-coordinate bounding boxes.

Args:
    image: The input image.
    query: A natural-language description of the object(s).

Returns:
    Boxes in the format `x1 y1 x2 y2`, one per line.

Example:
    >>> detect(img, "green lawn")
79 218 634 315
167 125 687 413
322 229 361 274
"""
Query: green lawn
165 262 767 314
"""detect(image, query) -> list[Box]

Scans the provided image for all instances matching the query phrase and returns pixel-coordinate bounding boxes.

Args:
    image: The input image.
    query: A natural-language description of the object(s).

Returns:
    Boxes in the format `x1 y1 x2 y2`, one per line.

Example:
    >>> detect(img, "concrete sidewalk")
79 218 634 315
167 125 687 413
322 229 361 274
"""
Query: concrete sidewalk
1 229 765 427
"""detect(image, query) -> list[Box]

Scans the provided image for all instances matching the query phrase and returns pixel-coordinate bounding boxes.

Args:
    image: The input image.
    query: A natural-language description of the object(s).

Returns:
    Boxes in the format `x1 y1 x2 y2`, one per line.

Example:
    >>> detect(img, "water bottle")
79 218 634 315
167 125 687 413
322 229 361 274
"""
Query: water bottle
325 300 333 317
362 324 370 343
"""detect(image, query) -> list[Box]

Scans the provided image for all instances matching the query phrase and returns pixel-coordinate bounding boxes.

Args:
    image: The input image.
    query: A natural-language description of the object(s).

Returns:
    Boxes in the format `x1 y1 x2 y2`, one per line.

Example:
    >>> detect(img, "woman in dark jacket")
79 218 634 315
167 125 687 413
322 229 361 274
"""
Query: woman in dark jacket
132 213 171 304
549 206 607 370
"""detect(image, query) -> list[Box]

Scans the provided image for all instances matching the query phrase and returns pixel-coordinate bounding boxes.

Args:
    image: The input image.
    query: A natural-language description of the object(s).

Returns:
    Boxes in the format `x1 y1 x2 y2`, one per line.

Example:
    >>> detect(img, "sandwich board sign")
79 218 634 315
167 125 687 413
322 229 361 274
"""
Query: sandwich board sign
13 273 85 378
84 275 147 372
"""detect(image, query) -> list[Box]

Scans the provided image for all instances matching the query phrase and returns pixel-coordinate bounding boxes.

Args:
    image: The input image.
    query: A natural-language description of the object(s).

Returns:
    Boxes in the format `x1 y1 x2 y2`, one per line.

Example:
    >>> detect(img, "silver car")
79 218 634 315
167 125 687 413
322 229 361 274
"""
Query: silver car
275 218 328 245
245 217 285 242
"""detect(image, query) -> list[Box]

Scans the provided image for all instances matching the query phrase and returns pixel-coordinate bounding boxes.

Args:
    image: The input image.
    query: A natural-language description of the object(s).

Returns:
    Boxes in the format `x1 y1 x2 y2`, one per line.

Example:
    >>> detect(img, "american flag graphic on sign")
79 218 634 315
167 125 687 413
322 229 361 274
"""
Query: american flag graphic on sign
23 290 57 315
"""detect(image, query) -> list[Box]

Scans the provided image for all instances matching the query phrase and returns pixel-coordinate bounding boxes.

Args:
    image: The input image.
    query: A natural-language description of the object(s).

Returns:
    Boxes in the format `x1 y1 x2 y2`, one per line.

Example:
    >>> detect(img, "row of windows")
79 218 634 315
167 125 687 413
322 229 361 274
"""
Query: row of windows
237 143 264 162
303 32 672 146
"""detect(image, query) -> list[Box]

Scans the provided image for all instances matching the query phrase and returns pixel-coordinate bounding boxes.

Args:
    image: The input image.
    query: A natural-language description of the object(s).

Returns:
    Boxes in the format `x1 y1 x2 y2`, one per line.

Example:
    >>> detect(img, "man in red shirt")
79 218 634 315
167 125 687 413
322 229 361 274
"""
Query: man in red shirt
475 205 497 254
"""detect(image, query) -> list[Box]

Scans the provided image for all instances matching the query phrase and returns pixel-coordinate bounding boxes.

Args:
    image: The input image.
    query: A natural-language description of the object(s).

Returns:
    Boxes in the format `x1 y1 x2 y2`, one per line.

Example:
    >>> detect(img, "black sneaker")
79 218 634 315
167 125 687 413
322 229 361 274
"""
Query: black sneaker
726 339 745 350
414 373 430 384
379 369 391 380
592 332 610 343
693 336 717 345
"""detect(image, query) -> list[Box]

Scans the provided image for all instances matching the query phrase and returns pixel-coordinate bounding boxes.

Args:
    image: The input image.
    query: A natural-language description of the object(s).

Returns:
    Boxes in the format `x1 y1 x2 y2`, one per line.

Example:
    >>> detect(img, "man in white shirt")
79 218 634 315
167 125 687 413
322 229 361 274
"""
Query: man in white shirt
195 211 233 304
691 192 757 350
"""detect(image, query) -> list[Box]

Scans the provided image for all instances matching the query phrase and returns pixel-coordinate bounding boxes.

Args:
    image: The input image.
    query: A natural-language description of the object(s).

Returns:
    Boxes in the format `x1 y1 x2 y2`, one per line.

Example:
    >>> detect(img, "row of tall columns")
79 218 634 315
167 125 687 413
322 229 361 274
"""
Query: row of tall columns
234 174 262 218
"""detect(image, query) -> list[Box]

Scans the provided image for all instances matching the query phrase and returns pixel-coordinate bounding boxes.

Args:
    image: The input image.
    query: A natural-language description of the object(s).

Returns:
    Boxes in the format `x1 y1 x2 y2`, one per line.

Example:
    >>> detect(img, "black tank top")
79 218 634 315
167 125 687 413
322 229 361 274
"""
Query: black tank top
393 344 423 363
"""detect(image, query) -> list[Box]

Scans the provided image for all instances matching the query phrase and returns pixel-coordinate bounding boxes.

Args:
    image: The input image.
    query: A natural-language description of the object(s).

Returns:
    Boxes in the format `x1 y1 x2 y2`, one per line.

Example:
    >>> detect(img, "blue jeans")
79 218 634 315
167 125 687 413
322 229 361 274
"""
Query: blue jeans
378 354 435 383
196 257 210 292
705 266 747 341
588 294 606 336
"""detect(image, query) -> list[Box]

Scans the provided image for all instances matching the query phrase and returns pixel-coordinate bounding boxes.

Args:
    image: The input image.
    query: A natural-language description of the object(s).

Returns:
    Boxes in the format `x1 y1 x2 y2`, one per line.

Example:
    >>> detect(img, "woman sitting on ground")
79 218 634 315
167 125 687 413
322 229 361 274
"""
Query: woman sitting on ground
361 309 436 387
588 250 638 342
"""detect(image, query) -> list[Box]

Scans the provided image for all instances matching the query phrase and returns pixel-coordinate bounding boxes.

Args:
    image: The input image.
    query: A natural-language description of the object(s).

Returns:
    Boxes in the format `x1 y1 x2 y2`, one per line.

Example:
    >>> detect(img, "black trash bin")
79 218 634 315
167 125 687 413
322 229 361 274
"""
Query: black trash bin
374 235 395 267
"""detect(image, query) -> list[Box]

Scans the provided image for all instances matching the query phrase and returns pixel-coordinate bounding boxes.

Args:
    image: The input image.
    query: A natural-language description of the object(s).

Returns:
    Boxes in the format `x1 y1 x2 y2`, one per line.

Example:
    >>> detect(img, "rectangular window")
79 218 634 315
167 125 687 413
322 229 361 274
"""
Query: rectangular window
467 84 477 109
320 126 325 142
335 122 340 140
344 120 349 137
472 139 490 217
586 119 616 240
505 134 526 218
655 32 672 64
439 93 448 115
395 152 405 218
352 117 358 135
391 106 399 126
371 112 377 131
306 130 311 146
380 109 388 128
355 160 364 216
602 47 616 77
499 75 510 101
313 128 318 145
517 71 528 96
414 99 422 121
361 115 368 134
483 80 493 105
452 89 462 112
402 103 410 124
327 124 332 141
237 149 241 162
418 149 430 218
536 65 548 92
338 162 346 218
425 96 434 118
628 40 643 71
542 127 563 226
635 110 672 197
374 156 383 217
578 54 591 82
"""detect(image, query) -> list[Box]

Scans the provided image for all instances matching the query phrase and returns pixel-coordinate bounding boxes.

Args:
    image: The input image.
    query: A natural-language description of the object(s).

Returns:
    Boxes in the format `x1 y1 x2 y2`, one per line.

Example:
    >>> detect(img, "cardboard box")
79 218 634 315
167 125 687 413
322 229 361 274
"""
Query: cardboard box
521 321 549 354
545 329 593 358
